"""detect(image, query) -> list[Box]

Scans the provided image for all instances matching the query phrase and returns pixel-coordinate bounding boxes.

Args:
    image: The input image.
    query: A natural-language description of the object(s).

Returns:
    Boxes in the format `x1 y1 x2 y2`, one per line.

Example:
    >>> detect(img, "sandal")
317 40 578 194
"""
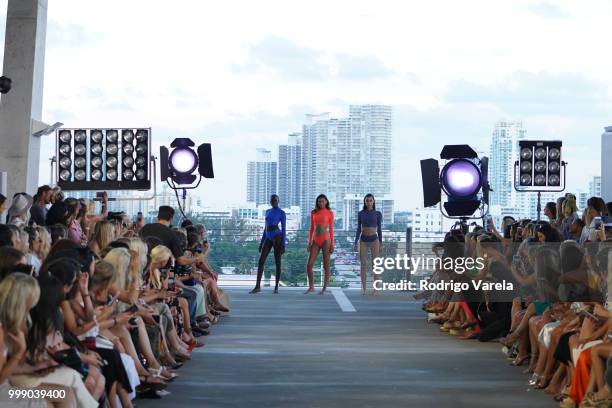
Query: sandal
510 355 529 366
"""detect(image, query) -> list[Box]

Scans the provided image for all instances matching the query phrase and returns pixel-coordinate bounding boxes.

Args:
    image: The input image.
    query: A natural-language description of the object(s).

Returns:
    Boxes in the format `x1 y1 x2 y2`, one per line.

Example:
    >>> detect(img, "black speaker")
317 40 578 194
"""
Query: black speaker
197 143 214 178
420 158 441 207
160 146 169 181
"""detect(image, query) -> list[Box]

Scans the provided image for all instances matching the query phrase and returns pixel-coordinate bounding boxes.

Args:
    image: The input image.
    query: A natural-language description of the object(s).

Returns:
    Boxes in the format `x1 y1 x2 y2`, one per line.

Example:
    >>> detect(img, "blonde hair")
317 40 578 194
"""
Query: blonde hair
121 237 148 274
148 245 173 289
104 247 131 289
34 226 51 260
0 273 40 333
91 260 116 290
19 230 29 253
91 220 116 252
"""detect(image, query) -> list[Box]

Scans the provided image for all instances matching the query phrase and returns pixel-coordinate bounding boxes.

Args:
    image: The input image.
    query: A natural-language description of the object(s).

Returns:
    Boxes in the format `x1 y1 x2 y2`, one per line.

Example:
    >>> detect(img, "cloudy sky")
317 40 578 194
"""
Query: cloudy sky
1 0 610 210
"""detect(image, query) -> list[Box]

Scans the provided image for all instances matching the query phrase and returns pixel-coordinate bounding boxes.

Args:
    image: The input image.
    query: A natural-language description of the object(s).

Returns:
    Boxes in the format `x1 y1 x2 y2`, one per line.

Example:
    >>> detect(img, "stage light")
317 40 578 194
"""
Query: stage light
514 140 567 220
420 144 489 218
160 138 214 186
55 128 152 190
170 148 198 174
516 140 565 190
441 159 482 198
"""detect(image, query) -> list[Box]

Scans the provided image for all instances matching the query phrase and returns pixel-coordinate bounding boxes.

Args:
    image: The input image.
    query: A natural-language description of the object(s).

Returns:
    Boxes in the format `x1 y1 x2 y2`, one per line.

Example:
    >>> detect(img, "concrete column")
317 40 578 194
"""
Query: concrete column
0 0 48 197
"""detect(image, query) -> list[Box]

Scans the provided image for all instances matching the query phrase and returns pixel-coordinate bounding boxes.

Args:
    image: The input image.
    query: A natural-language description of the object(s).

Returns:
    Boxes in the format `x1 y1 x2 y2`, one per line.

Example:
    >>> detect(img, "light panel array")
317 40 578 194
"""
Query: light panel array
518 140 562 189
56 128 151 191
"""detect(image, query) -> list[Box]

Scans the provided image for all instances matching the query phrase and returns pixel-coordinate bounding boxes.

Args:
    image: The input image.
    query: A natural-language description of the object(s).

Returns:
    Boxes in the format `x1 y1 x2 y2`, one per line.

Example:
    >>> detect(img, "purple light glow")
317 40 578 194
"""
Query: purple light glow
170 147 197 174
441 159 481 198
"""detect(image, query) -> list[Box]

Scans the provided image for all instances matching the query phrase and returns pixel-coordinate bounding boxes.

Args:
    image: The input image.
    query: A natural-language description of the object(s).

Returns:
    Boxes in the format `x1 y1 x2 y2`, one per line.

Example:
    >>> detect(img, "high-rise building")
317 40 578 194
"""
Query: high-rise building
278 133 302 208
488 121 526 210
300 105 392 224
602 127 612 202
589 176 602 198
246 148 277 206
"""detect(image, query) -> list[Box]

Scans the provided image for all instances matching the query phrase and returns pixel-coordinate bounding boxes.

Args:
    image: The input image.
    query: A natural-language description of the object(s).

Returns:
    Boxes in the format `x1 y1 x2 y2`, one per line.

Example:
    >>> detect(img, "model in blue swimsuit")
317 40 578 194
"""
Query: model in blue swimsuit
250 194 286 294
354 193 382 295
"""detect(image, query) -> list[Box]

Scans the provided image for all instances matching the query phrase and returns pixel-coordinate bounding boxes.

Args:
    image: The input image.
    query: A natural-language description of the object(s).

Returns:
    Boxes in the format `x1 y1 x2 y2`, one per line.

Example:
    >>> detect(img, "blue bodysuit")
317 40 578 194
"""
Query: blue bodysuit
260 207 287 247
354 209 382 245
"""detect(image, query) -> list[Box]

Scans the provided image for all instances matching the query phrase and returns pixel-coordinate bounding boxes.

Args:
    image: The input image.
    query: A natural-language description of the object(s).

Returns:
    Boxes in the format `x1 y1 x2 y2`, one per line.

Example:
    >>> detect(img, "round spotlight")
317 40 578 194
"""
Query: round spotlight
91 169 102 180
136 156 147 167
123 144 134 155
520 148 532 160
59 144 71 156
74 157 86 169
534 174 546 185
548 175 560 185
548 161 560 173
75 169 86 181
106 130 118 143
59 169 71 181
520 161 532 173
74 130 87 143
169 147 198 174
549 148 560 160
122 130 134 143
136 143 147 155
91 130 103 143
534 161 546 173
123 157 134 167
107 169 118 180
123 169 134 180
107 143 118 155
91 156 102 168
91 144 102 155
59 157 71 169
135 130 148 142
74 144 86 156
535 147 547 160
59 130 72 143
520 174 532 186
440 159 481 198
136 169 146 180
107 156 118 168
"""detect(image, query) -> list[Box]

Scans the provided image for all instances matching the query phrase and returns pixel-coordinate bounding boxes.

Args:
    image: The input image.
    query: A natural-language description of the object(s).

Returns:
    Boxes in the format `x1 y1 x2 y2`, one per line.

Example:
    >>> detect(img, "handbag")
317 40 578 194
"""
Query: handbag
51 348 87 377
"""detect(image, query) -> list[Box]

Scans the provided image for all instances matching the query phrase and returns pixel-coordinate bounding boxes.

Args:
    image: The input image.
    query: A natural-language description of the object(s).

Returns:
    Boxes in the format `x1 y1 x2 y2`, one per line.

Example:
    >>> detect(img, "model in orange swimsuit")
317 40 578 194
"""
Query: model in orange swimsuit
305 194 334 295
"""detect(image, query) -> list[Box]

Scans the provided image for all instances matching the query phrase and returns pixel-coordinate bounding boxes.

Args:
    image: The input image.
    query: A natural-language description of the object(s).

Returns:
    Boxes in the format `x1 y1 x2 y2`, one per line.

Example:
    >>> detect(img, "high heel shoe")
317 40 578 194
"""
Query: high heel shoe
528 373 541 386
510 355 529 366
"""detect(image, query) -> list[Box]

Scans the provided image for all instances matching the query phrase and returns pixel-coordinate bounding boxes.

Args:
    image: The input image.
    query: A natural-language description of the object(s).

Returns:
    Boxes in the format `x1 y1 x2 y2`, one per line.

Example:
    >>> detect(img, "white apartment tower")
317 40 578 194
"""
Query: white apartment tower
246 148 277 206
300 105 392 222
488 121 527 211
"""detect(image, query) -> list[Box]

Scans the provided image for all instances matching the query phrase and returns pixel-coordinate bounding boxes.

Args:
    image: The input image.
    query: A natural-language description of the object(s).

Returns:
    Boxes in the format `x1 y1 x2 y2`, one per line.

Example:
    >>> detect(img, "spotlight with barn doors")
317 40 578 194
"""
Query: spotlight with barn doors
159 138 214 218
420 144 491 228
54 128 152 191
514 140 567 221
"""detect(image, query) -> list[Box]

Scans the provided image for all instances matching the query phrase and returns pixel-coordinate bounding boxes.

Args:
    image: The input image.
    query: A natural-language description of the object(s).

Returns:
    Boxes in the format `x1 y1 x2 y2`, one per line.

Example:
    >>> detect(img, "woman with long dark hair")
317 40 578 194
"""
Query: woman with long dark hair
353 194 382 295
305 194 334 295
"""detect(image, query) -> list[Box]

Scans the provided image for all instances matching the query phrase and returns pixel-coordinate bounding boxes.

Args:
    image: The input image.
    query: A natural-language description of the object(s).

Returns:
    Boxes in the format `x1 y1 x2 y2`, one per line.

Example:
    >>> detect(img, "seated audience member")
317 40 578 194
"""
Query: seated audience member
7 194 33 228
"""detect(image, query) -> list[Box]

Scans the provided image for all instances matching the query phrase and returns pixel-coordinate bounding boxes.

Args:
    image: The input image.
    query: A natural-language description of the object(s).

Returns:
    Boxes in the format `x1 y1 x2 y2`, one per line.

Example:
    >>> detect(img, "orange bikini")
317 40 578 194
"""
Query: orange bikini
309 208 334 247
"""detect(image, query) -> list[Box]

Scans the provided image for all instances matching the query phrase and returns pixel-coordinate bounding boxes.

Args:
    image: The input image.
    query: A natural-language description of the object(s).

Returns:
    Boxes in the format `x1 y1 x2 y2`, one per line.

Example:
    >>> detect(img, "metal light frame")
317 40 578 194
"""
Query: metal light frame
55 127 152 191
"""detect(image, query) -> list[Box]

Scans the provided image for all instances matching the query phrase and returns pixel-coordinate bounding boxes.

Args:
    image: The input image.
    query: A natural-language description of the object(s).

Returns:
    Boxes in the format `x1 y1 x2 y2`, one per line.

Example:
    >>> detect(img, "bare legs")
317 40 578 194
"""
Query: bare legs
305 240 331 294
359 240 380 295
